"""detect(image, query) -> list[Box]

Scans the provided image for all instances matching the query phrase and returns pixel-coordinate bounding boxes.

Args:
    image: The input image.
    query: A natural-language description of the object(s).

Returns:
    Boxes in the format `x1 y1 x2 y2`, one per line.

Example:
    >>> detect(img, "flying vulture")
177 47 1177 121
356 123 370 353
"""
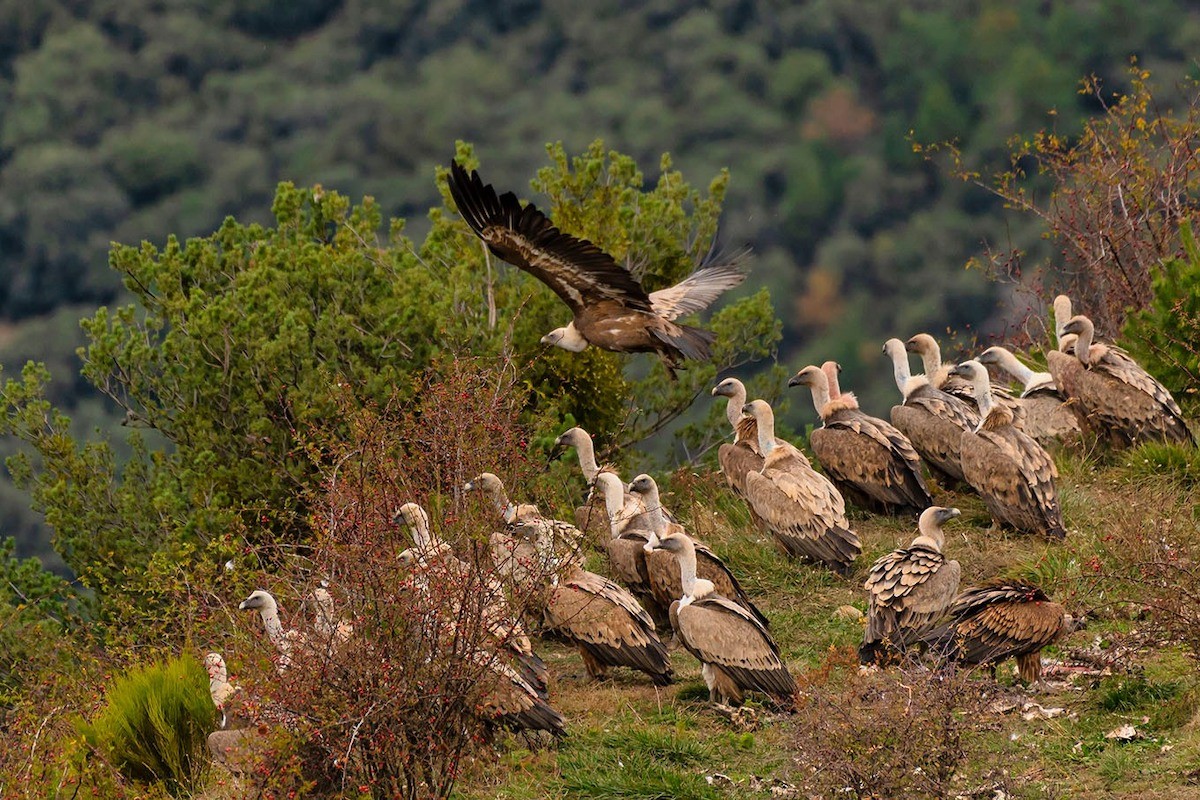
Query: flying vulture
447 160 748 368
922 578 1069 683
1049 315 1194 447
740 400 861 575
627 473 769 628
882 337 979 486
948 361 1066 539
789 364 932 516
977 345 1081 446
906 333 1024 424
859 507 962 665
649 532 796 709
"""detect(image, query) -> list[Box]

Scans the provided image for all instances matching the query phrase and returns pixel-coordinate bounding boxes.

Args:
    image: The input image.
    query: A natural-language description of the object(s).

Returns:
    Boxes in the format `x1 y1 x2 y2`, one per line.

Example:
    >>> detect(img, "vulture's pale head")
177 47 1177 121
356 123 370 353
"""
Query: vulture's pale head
921 506 960 529
882 338 908 361
787 365 824 389
976 346 1008 368
905 333 940 358
554 427 589 450
1059 315 1092 338
463 472 504 497
593 471 623 499
947 360 986 383
397 547 420 570
649 531 689 555
626 473 658 499
393 502 430 531
741 399 772 421
239 589 277 613
541 325 589 352
710 377 746 398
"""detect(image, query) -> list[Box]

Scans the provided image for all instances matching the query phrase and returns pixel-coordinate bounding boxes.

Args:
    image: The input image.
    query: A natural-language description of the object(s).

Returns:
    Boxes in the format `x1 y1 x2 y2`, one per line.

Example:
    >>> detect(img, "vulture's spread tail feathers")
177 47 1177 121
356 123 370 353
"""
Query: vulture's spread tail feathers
652 323 715 363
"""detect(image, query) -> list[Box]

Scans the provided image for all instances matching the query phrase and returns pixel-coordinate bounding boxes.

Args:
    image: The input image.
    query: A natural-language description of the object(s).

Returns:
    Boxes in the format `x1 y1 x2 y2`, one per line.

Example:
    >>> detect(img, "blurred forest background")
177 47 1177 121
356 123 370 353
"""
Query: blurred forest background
2 0 1199 571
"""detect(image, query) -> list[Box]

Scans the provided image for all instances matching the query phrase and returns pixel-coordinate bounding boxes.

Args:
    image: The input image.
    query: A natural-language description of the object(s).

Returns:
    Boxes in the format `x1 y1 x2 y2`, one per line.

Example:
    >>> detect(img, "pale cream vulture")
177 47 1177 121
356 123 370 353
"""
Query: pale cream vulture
789 364 932 516
555 426 650 539
949 361 1066 539
591 471 668 629
978 345 1081 446
740 400 861 575
883 337 979 486
923 578 1069 683
205 653 238 729
627 473 769 628
711 377 765 500
859 507 962 664
1050 314 1194 447
906 332 1025 425
395 502 549 699
448 161 748 368
239 590 304 673
650 532 796 709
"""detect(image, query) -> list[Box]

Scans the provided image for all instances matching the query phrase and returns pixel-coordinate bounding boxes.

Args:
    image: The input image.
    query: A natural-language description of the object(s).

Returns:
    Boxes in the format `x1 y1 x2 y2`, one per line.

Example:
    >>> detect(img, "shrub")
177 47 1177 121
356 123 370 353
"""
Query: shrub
77 654 215 796
789 648 985 799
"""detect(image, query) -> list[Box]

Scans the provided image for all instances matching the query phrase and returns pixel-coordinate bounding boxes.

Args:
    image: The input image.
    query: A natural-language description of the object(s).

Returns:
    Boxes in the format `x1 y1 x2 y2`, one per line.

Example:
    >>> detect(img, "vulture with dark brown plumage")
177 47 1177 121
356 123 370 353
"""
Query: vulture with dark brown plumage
1048 314 1194 447
650 532 796 709
883 338 979 486
978 346 1081 446
448 160 748 369
627 474 769 628
859 507 962 665
789 364 932 516
949 361 1066 540
711 377 765 500
555 426 650 539
922 578 1069 683
906 333 1025 425
740 400 860 575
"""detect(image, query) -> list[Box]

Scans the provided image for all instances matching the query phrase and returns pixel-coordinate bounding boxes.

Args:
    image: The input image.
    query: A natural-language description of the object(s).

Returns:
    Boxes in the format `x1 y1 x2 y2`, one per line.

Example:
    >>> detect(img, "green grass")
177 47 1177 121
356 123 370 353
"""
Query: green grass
456 453 1200 799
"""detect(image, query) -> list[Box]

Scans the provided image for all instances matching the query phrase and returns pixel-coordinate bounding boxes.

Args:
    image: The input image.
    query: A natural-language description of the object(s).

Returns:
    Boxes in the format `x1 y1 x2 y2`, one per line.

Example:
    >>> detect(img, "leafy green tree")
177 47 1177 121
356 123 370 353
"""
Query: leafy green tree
0 142 778 637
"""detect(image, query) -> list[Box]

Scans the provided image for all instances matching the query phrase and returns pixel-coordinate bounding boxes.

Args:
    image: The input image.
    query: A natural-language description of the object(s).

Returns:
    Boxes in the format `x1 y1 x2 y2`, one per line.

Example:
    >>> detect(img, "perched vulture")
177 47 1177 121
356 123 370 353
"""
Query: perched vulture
789 364 932 516
883 337 979 486
541 561 674 686
650 532 796 709
555 427 650 538
977 346 1081 446
627 473 769 628
906 333 1024 424
464 472 582 581
949 361 1066 539
591 472 668 625
923 578 1069 683
239 590 303 673
859 507 962 665
308 586 354 650
1053 294 1074 349
1048 315 1194 447
394 502 549 698
205 653 238 729
448 160 748 368
740 400 861 575
711 377 765 499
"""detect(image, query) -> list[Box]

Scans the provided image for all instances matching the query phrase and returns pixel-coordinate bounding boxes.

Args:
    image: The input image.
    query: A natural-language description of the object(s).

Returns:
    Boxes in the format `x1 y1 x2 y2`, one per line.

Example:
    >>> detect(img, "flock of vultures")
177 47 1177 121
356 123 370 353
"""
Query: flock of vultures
206 162 1196 769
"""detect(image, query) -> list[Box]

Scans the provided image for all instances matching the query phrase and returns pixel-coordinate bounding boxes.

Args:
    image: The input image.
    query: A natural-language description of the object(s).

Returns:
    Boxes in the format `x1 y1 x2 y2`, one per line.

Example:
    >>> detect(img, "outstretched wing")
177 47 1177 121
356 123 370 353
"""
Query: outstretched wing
448 161 652 314
649 246 751 320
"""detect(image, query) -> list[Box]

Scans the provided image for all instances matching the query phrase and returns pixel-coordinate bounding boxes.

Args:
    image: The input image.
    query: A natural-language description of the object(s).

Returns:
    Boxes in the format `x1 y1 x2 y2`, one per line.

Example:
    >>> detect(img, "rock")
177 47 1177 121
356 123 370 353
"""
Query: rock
208 728 265 774
1105 724 1139 741
832 605 864 622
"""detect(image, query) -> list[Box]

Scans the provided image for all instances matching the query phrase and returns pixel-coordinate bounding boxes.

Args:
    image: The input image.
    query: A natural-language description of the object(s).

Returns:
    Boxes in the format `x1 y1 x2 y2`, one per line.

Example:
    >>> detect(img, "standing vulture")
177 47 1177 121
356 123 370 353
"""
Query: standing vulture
1049 315 1194 447
308 586 354 650
592 471 668 627
922 578 1069 684
859 507 962 665
555 427 650 538
395 502 549 698
627 473 769 628
205 653 238 729
463 472 582 582
789 364 932 516
649 532 796 709
448 161 748 368
740 400 861 575
883 338 979 486
541 558 674 686
711 377 765 500
906 333 1024 424
977 345 1081 446
239 590 303 673
948 361 1066 539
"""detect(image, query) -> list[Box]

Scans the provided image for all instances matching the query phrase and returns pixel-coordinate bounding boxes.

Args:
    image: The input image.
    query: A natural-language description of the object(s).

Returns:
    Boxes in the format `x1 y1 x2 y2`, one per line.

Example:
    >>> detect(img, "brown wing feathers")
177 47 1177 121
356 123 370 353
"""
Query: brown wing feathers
448 161 653 313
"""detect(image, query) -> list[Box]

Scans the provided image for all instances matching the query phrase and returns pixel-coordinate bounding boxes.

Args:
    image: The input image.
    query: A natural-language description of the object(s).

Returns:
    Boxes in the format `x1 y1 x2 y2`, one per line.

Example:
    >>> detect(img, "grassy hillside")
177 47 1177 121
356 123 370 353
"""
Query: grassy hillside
435 442 1200 799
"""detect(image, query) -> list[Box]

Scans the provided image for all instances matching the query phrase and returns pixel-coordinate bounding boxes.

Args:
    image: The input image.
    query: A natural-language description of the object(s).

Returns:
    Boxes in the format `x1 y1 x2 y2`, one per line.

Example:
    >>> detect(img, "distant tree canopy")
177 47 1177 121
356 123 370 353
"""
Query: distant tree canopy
0 142 779 634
